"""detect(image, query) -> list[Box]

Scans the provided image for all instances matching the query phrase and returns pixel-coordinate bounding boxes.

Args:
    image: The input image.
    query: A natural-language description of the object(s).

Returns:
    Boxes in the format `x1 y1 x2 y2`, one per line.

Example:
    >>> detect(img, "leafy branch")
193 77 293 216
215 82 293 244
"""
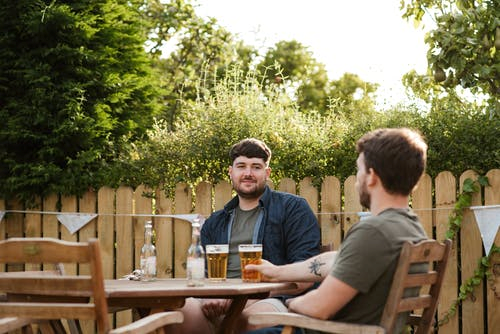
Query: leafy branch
438 175 500 326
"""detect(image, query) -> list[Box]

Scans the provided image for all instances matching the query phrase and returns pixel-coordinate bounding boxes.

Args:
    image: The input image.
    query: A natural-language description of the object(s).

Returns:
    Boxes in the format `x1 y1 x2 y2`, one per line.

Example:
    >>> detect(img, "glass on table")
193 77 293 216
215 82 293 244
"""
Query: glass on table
238 244 263 282
206 244 229 281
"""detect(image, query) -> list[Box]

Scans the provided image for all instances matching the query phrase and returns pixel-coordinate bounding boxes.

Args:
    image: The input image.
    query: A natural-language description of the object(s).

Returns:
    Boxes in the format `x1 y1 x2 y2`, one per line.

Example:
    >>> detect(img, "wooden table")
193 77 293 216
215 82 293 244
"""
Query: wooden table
105 278 296 334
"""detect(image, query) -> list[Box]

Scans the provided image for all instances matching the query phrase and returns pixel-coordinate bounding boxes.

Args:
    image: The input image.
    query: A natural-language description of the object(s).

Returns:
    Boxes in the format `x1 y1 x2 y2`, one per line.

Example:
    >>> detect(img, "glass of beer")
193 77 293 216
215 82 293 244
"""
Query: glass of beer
239 244 263 282
206 244 229 281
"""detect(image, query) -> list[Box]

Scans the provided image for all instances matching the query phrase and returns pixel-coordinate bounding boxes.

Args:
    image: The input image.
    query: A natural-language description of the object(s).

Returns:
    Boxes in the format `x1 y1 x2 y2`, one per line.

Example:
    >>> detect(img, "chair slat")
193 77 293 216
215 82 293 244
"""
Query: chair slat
0 276 93 296
403 272 438 287
0 302 96 320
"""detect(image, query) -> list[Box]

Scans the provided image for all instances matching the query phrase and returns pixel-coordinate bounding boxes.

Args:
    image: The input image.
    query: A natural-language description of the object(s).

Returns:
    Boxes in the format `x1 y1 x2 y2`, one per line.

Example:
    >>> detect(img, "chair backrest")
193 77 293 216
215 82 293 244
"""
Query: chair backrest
0 238 111 333
380 239 452 334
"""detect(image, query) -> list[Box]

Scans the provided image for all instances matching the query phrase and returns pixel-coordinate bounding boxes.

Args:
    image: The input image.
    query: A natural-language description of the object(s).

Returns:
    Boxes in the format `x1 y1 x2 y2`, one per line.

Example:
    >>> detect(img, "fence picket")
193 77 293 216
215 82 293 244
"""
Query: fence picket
115 186 133 327
460 170 485 334
320 176 341 250
155 187 174 278
485 169 500 333
174 182 192 278
435 171 459 334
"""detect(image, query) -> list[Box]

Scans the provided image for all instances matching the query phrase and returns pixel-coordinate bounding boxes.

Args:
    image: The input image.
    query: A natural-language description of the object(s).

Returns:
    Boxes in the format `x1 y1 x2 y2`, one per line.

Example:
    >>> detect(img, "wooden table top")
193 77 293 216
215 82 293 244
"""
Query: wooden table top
105 278 296 298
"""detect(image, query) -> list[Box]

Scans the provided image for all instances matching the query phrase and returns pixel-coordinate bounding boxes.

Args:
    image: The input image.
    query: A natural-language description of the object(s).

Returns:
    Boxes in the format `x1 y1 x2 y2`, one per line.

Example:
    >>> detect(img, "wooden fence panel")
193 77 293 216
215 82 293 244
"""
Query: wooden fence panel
435 171 459 334
42 194 59 239
299 177 318 219
214 180 232 211
134 185 153 270
195 181 213 218
485 169 500 333
97 186 115 279
25 198 42 271
1 169 500 333
412 173 433 238
60 195 78 275
278 178 296 194
78 190 98 334
460 170 485 334
343 175 361 234
174 182 192 278
97 187 117 329
320 176 341 250
155 188 174 278
115 185 134 327
7 199 24 271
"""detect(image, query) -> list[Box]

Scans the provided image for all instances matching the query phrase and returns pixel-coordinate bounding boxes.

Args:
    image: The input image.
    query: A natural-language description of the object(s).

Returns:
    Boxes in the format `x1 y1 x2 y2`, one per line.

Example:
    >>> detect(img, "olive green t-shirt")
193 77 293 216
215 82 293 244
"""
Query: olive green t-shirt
329 208 427 328
227 206 261 278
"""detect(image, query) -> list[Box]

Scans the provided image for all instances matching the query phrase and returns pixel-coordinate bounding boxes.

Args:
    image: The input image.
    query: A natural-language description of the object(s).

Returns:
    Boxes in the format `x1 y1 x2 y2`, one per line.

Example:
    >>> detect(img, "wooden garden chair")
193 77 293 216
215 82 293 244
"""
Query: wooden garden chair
0 237 184 334
248 239 452 334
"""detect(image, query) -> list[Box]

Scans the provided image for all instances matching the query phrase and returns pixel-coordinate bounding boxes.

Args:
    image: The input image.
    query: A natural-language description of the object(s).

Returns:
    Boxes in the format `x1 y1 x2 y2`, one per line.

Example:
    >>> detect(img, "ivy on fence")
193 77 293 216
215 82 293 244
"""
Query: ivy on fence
439 176 500 326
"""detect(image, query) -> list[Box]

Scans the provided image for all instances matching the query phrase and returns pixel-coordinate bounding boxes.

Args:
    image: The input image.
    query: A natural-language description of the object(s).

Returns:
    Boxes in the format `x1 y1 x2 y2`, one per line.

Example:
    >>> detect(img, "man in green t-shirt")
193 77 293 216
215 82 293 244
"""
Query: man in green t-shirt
246 128 429 332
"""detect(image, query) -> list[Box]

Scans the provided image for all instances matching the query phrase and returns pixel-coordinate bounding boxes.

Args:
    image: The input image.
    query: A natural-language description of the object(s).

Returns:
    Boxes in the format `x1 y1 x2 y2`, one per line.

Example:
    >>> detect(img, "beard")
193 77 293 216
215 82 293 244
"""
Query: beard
233 177 266 199
358 179 371 210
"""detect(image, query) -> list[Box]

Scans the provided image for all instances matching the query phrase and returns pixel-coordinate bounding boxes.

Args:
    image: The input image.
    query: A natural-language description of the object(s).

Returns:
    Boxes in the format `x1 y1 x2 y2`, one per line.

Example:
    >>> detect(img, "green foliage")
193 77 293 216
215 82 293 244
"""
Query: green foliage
127 67 351 195
402 71 500 177
256 41 379 115
0 0 163 203
438 176 499 326
401 0 500 116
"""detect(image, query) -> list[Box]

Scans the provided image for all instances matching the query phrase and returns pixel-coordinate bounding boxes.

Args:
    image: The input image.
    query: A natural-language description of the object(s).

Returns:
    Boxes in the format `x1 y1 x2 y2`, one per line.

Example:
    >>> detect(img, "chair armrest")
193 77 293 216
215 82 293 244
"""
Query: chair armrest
0 317 34 333
248 312 386 334
109 311 183 334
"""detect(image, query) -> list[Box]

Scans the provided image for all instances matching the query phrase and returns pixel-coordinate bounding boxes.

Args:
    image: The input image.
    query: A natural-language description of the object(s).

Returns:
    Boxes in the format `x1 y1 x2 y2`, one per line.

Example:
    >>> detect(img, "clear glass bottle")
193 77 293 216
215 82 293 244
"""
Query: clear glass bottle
187 217 205 286
140 220 157 281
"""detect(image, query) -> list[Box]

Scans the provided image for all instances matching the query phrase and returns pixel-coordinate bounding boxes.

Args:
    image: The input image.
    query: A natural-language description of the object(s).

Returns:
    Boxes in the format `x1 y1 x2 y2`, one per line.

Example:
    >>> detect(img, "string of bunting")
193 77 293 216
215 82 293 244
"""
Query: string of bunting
0 206 498 254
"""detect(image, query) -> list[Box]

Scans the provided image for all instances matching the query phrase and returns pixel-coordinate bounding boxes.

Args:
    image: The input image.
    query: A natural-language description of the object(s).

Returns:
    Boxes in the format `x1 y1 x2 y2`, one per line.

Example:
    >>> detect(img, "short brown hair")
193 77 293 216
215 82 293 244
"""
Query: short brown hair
356 128 427 196
229 138 272 165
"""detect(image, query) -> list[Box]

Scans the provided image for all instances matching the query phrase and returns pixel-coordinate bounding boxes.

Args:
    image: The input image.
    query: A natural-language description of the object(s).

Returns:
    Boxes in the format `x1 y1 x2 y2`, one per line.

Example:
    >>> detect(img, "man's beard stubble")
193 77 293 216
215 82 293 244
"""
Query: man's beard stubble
233 178 266 200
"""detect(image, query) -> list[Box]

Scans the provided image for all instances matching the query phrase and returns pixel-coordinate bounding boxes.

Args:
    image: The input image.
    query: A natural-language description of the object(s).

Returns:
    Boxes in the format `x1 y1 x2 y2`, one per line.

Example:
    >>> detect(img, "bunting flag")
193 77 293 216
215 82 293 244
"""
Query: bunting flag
57 213 98 234
0 211 4 223
470 205 500 255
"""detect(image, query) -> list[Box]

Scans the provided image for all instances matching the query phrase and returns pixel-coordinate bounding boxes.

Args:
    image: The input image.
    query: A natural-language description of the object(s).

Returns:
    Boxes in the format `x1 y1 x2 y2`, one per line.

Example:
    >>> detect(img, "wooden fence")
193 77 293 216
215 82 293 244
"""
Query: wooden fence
1 169 499 333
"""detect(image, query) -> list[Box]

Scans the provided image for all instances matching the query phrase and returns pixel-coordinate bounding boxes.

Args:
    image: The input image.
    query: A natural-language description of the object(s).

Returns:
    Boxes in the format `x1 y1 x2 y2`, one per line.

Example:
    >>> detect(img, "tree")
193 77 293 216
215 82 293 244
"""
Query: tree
0 0 162 203
401 0 499 116
257 40 330 113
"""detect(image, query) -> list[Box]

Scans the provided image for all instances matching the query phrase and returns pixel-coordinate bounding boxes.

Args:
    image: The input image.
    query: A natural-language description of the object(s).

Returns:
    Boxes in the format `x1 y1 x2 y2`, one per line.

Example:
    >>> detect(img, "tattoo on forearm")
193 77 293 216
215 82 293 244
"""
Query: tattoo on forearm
308 258 326 277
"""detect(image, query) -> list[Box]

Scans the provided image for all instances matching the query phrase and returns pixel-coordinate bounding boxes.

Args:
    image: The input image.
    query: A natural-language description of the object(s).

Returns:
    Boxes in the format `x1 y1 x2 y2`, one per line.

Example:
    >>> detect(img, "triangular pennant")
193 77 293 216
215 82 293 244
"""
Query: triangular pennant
57 213 98 234
0 211 4 223
470 205 500 255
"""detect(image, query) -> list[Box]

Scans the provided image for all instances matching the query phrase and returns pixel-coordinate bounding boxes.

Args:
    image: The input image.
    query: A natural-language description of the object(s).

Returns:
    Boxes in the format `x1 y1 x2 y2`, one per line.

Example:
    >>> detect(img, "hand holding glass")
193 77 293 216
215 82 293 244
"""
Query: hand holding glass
239 244 263 282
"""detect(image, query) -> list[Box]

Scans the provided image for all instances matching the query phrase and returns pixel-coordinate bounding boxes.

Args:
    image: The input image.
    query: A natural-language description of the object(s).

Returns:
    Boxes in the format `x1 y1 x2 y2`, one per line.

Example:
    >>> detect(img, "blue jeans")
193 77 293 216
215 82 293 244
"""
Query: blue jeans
245 326 304 334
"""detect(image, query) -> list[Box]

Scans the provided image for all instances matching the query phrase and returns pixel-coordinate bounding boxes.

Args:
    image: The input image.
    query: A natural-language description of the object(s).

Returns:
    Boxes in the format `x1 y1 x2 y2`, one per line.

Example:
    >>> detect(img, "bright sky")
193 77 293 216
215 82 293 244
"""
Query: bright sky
195 0 433 107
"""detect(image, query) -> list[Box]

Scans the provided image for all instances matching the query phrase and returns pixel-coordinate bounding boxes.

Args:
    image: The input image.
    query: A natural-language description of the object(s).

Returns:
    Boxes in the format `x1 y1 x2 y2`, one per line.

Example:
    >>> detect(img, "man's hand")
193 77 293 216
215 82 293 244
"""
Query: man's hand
201 298 231 320
244 259 280 281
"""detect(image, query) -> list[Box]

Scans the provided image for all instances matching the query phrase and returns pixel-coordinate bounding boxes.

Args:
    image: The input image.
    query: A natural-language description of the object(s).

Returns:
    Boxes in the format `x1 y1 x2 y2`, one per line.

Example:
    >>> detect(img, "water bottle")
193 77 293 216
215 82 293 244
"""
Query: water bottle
187 217 205 286
140 220 157 281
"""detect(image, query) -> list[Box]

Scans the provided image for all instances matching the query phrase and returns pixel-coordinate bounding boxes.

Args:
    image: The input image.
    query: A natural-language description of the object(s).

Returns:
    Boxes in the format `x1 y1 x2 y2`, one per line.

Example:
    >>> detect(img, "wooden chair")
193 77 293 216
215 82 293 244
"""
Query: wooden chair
248 239 452 334
0 237 184 334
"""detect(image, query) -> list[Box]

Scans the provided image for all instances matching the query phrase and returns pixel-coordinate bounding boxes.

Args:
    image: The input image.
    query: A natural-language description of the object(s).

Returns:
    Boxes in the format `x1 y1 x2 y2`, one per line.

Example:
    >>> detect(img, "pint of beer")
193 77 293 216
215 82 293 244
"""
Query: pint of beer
239 244 263 282
206 244 229 281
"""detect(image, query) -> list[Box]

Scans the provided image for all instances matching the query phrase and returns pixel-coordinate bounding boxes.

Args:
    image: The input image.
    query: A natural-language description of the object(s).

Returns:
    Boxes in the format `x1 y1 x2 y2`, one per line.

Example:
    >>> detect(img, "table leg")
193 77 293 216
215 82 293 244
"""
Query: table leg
217 296 248 334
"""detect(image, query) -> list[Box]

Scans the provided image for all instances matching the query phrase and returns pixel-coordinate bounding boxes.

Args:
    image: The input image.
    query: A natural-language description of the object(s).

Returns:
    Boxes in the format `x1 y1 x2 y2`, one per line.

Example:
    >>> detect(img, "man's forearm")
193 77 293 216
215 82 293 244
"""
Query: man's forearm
276 251 337 282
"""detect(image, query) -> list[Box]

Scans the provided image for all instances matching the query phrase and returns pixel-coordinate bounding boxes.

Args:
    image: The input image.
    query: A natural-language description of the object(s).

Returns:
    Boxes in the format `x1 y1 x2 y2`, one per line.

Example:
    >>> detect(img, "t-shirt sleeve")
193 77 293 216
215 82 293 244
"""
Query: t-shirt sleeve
331 224 393 293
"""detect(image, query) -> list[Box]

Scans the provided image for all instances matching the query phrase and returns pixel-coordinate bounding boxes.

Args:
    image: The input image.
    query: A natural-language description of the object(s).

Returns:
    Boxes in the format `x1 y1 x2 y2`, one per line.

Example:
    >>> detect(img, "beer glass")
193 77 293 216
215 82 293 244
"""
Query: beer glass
206 244 229 281
239 244 263 282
